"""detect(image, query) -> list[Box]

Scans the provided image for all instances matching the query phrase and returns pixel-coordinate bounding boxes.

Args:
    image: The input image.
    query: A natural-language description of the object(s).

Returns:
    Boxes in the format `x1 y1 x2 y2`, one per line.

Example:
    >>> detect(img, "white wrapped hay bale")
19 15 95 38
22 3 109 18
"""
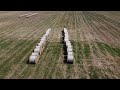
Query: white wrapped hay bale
19 13 32 18
40 40 45 45
40 39 45 43
41 36 46 40
39 41 45 49
65 33 69 37
64 31 68 34
64 38 69 42
67 51 73 56
67 45 72 49
66 42 72 47
36 46 42 53
37 43 43 49
46 31 49 34
47 28 51 32
26 13 38 18
29 55 38 64
31 52 39 56
41 37 46 41
64 36 69 39
67 47 73 52
65 41 70 44
45 33 49 37
36 46 41 49
44 34 49 40
43 34 47 38
64 28 67 33
40 40 46 46
34 48 40 54
45 28 51 37
38 42 42 46
67 55 74 63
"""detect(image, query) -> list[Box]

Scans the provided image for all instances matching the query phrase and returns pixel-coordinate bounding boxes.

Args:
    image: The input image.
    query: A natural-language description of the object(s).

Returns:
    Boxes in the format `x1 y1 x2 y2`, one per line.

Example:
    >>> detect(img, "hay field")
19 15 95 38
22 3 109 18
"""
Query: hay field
0 11 120 79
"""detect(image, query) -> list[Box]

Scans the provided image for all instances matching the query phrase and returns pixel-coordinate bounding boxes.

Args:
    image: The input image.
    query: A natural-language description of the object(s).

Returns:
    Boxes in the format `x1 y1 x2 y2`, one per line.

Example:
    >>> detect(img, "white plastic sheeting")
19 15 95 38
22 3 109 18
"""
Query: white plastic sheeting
67 55 74 63
29 55 38 64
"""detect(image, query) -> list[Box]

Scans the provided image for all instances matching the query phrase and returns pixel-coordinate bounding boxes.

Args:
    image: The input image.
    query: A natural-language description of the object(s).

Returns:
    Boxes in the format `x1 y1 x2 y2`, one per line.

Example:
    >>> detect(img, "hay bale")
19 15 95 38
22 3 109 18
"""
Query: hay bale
45 33 49 37
41 37 46 41
65 33 69 37
36 46 41 49
47 28 51 32
40 40 46 46
67 47 73 52
40 39 46 44
66 42 72 46
26 13 38 18
67 55 74 63
64 36 69 39
31 52 39 56
67 51 73 56
64 31 68 34
67 45 72 49
64 28 67 32
45 28 51 37
44 34 49 40
43 34 47 37
29 55 38 64
38 43 42 46
40 40 45 43
34 48 40 54
46 30 50 34
64 38 69 42
65 40 70 43
19 13 32 18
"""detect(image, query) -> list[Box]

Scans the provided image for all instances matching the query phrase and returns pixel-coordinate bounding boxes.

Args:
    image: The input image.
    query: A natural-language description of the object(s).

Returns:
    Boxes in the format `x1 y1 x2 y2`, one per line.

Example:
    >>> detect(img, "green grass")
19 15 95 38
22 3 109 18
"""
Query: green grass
112 48 120 57
92 44 99 57
84 43 91 59
88 66 99 79
96 42 120 57
0 39 38 78
96 42 106 55
41 42 62 79
103 43 116 56
71 41 83 64
66 64 73 79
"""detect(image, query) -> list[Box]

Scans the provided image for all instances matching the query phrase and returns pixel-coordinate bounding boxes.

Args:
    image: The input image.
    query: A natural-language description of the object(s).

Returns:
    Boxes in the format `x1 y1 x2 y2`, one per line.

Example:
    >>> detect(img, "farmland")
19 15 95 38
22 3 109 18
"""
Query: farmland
0 11 120 79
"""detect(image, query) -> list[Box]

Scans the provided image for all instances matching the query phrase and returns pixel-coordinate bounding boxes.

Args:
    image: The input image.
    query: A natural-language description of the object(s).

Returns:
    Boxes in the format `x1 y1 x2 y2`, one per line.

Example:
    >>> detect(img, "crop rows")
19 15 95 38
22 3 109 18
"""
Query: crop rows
0 11 119 79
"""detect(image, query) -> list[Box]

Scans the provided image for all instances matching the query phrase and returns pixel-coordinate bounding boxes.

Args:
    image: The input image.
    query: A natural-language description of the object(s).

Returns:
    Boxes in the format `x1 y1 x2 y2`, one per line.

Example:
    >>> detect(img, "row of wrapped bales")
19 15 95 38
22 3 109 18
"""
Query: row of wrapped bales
63 28 74 64
19 13 38 18
19 13 32 18
26 13 38 18
29 28 51 64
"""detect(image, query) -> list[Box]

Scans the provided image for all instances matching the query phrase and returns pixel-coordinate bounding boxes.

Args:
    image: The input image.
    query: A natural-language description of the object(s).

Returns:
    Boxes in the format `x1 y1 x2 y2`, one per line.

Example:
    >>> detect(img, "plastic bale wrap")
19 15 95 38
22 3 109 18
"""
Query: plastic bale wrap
36 46 41 49
40 39 46 46
66 42 72 47
67 51 73 56
64 28 67 33
34 48 40 54
31 52 39 56
29 55 38 64
67 45 72 49
64 38 69 43
67 47 73 52
67 55 74 63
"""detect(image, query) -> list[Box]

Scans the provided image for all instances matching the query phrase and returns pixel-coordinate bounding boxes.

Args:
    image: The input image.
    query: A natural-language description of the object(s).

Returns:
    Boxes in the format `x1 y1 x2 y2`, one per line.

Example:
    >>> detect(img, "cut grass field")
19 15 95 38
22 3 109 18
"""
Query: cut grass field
0 11 120 79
